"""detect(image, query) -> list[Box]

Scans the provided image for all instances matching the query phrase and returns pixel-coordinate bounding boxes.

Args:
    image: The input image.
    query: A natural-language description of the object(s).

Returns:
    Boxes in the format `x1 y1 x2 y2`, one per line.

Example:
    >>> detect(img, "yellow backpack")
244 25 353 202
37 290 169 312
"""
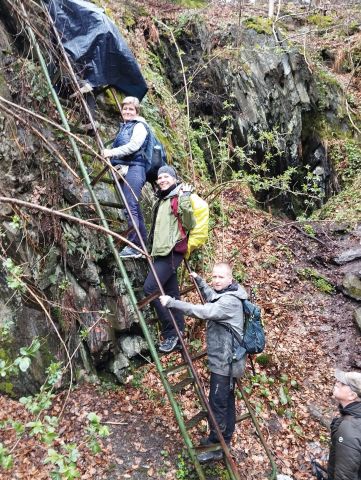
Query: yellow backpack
186 193 209 259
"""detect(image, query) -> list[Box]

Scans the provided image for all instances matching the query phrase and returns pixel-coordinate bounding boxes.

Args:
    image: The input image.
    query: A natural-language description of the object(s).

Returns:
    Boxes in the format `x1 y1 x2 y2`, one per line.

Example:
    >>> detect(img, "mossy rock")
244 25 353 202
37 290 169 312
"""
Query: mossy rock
243 17 273 35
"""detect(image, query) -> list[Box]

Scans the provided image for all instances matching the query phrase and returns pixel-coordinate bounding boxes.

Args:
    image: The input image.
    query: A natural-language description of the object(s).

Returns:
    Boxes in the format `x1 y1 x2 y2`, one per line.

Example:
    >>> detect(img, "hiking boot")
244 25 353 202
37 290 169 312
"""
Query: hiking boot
197 449 223 463
199 437 218 447
119 246 144 258
158 336 180 353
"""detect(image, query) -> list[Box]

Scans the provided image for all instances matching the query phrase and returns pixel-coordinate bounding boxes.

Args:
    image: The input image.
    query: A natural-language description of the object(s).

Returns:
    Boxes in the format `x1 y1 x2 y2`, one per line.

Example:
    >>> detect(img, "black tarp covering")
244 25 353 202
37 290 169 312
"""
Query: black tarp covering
46 0 148 100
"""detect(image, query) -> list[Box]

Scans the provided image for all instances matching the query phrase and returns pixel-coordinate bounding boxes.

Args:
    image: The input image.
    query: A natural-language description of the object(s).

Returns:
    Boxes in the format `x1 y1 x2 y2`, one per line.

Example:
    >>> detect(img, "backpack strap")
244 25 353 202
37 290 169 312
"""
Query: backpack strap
170 196 187 241
170 195 188 253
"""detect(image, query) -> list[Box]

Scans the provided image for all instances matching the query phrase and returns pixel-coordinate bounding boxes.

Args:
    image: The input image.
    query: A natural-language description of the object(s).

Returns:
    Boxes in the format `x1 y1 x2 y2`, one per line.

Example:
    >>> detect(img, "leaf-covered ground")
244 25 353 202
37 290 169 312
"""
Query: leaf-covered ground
1 186 360 479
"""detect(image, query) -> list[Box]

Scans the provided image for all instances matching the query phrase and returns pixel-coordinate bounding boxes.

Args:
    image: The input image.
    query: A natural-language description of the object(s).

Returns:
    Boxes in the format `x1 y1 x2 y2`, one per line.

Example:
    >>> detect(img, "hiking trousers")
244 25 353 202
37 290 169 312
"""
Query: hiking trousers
143 251 185 338
208 372 236 445
121 164 147 247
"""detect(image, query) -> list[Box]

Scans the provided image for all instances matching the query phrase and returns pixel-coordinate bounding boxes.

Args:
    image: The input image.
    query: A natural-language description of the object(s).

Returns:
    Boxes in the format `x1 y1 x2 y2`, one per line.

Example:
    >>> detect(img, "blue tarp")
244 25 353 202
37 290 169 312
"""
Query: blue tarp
45 0 148 100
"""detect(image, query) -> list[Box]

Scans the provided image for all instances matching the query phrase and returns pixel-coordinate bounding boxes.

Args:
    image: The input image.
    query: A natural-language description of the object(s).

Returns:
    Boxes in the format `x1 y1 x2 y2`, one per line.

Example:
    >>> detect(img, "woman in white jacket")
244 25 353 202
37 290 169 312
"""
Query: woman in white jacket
102 96 148 258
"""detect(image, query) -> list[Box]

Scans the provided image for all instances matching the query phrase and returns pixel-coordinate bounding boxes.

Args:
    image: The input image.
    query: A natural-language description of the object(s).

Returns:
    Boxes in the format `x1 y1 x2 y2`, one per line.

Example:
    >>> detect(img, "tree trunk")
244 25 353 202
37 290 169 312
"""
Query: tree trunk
268 0 275 18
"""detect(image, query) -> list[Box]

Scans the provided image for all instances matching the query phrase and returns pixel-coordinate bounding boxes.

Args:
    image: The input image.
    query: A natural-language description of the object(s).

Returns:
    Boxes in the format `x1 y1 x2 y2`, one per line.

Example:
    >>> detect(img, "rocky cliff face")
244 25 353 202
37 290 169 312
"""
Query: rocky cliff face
0 13 151 396
155 19 349 214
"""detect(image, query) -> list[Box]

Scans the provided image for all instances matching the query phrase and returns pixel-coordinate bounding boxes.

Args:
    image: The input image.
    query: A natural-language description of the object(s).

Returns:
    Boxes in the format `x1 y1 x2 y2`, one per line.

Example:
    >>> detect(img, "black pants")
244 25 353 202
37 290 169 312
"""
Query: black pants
208 372 235 444
143 251 185 339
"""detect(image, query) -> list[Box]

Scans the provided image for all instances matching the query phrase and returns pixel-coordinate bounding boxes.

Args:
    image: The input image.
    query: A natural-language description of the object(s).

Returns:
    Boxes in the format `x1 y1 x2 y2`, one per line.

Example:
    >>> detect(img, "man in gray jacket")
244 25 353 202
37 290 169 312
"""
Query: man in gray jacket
160 262 247 463
328 369 361 480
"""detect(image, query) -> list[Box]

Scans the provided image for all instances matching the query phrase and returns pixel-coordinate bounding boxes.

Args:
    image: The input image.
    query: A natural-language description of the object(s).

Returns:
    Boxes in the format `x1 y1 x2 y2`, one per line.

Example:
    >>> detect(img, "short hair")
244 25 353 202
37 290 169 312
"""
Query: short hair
121 96 140 113
213 262 233 277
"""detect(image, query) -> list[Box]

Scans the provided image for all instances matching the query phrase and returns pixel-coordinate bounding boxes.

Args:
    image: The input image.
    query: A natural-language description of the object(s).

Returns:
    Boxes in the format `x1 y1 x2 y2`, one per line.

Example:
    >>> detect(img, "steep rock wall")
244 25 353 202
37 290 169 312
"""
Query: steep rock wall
155 20 348 214
0 15 151 396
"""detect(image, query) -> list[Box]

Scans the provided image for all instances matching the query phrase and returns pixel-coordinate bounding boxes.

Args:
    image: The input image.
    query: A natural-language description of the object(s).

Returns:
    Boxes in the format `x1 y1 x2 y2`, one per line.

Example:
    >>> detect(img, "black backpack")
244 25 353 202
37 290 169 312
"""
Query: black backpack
220 298 265 358
137 121 167 184
242 299 265 354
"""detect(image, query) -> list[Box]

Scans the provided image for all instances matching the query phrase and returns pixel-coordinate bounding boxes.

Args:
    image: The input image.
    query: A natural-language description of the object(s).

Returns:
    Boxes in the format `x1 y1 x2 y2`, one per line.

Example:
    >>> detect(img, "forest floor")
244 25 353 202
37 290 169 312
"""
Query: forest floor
1 1 361 479
1 185 360 479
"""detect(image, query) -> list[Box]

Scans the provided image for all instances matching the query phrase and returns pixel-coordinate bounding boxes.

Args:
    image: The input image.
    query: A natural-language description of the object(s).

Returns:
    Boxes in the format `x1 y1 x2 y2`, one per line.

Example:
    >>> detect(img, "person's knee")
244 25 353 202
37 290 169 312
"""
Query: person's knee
144 276 156 295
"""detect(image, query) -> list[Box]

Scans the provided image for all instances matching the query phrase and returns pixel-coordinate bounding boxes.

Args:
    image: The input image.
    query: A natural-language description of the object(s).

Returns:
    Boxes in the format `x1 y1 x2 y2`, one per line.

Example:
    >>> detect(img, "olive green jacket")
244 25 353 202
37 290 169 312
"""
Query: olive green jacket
150 185 196 257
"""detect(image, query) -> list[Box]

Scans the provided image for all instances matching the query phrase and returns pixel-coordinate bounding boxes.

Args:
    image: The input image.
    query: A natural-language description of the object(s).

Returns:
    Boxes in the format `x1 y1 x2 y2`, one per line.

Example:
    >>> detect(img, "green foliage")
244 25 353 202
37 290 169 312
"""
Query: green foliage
331 140 361 183
244 372 301 426
308 14 334 29
297 268 335 294
3 258 26 292
171 0 205 7
302 224 316 237
203 463 230 479
0 357 109 478
9 214 21 230
255 353 272 366
243 16 273 35
0 442 13 469
45 444 80 480
0 337 40 379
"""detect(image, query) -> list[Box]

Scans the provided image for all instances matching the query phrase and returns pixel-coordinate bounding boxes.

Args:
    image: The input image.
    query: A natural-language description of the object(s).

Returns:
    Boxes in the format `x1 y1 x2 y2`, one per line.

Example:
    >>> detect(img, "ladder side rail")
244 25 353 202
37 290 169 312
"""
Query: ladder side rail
42 7 241 478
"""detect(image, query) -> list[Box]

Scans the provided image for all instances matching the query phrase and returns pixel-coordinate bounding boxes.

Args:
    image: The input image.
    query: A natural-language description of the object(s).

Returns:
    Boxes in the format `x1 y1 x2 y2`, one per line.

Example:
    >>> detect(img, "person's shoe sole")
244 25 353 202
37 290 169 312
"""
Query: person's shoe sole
159 343 181 353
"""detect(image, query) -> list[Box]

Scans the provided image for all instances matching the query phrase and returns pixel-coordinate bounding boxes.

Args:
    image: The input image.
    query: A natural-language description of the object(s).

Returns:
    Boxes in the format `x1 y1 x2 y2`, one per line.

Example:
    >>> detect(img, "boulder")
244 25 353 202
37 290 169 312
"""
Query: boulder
119 335 148 358
110 352 130 383
334 247 361 265
0 273 60 397
342 272 361 301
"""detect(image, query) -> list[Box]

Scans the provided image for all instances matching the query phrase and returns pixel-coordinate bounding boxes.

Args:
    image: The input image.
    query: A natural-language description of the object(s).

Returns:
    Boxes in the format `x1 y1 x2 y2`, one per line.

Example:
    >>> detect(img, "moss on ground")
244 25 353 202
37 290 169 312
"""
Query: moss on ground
308 14 334 29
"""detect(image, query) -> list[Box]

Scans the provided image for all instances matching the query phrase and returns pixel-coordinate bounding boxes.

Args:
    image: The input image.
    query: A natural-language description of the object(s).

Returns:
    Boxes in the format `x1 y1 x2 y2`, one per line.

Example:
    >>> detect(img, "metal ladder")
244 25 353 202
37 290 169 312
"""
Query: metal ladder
24 4 277 478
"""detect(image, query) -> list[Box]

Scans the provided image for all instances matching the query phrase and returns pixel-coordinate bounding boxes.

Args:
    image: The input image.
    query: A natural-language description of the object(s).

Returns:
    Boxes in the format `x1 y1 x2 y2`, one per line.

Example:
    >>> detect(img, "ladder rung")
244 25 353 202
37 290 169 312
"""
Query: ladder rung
137 291 161 309
164 350 207 376
236 412 251 423
99 201 124 209
170 376 194 393
185 410 208 429
90 165 109 186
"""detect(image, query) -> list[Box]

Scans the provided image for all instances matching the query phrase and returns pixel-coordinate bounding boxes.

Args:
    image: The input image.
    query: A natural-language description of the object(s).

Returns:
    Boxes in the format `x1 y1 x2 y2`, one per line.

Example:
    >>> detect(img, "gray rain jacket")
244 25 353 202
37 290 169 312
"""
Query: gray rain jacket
166 276 248 378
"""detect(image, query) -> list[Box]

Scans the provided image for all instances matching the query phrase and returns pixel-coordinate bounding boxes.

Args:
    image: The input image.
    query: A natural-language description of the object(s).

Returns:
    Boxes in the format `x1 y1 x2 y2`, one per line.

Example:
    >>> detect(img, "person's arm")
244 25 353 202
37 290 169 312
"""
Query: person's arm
165 296 233 322
332 425 361 480
102 123 147 158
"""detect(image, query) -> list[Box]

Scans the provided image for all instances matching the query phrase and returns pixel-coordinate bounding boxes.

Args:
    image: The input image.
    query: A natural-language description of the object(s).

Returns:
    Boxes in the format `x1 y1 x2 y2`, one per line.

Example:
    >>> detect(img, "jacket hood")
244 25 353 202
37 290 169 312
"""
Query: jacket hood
212 283 248 302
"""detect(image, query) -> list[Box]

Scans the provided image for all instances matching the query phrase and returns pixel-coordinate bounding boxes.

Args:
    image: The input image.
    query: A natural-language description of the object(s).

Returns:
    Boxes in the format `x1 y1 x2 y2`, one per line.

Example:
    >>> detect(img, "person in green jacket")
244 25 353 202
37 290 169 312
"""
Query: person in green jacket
143 166 195 353
328 369 361 480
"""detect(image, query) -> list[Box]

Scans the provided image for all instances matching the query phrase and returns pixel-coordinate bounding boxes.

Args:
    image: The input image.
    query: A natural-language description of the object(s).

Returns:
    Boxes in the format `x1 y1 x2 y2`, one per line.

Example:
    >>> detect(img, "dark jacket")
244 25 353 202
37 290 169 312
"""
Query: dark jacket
166 276 248 377
328 401 361 480
112 120 147 166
